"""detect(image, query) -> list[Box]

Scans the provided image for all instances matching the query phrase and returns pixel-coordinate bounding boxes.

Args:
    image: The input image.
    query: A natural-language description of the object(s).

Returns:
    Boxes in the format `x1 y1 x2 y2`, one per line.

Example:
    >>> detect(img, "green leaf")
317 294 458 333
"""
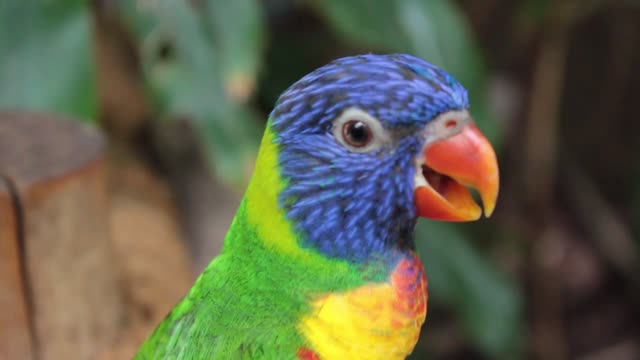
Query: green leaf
311 0 502 146
416 220 523 359
0 0 96 121
205 0 265 101
120 0 263 186
518 0 553 23
308 0 409 51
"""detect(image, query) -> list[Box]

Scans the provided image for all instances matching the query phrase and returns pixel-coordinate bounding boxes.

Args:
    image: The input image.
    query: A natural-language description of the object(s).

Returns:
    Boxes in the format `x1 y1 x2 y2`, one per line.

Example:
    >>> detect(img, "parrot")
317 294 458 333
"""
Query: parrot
135 53 499 360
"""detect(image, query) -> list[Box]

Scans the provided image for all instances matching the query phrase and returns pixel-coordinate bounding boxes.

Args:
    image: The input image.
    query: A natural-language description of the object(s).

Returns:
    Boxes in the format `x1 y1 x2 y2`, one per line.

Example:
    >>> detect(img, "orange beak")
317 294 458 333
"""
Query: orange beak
415 123 499 221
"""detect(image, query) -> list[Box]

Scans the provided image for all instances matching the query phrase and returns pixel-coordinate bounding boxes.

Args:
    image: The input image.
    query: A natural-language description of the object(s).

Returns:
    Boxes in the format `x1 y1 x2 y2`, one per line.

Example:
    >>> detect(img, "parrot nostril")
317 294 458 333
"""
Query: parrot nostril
445 120 457 129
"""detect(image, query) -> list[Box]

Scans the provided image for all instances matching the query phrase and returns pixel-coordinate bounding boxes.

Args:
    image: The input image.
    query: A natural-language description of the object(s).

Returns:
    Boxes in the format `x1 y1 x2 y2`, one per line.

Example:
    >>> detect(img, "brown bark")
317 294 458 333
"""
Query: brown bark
0 177 33 360
98 151 194 359
0 113 124 360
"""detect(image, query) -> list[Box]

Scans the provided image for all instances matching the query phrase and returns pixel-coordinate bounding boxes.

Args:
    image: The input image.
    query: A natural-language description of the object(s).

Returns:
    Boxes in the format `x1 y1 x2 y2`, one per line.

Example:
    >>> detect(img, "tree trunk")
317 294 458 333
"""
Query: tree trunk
0 176 33 360
0 113 124 360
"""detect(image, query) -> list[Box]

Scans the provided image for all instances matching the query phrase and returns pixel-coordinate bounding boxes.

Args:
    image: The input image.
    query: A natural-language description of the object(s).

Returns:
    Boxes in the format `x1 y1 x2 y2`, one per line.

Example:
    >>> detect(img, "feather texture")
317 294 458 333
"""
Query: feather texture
135 54 471 359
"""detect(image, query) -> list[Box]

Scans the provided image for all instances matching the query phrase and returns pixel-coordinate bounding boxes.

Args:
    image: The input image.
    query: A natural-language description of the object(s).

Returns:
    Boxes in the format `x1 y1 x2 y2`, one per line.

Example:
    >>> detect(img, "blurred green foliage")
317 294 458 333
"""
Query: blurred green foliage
416 221 523 359
120 0 264 185
0 0 522 358
0 1 96 120
312 0 500 145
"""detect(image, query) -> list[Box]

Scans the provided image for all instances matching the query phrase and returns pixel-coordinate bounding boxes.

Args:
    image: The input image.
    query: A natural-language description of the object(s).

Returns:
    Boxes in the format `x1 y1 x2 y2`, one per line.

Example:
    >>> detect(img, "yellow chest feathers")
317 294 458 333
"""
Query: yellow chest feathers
299 254 428 360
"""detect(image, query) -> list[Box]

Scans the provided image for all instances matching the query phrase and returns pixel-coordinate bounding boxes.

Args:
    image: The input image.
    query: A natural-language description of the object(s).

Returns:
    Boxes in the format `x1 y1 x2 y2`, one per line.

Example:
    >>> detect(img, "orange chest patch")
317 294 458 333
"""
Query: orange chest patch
389 254 429 328
299 253 428 360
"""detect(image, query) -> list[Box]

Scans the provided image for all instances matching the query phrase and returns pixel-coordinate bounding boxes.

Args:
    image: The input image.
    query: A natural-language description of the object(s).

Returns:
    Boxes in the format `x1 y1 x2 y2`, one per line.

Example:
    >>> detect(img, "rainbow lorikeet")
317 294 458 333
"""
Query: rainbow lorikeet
135 54 499 360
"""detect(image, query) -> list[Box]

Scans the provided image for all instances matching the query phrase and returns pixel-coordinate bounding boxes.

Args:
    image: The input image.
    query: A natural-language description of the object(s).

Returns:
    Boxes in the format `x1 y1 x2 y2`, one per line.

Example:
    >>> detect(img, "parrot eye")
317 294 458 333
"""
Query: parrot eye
342 120 372 147
333 107 389 153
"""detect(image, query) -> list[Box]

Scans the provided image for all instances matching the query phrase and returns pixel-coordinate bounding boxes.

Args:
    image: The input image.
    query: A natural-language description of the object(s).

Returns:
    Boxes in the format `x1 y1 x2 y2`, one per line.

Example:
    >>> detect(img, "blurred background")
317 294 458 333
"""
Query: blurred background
1 0 639 359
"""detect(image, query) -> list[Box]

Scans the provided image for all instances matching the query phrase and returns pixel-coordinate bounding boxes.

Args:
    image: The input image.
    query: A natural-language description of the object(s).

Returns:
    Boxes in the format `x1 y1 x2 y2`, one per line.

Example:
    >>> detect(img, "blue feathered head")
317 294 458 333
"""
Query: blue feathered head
269 54 498 262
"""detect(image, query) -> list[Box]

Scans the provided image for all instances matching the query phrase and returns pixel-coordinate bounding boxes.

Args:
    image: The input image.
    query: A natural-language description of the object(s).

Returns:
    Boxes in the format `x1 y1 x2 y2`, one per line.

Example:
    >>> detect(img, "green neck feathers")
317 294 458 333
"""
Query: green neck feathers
137 125 391 358
222 124 377 290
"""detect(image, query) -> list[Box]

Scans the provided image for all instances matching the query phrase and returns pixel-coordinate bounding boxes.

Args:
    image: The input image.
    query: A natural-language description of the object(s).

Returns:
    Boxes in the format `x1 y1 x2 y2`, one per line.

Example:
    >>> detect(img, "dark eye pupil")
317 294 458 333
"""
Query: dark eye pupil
343 120 372 147
349 122 367 141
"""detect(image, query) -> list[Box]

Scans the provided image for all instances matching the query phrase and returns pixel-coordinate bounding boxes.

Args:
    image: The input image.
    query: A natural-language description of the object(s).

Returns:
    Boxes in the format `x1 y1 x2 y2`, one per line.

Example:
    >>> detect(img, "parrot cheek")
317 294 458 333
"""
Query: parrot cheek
414 123 499 222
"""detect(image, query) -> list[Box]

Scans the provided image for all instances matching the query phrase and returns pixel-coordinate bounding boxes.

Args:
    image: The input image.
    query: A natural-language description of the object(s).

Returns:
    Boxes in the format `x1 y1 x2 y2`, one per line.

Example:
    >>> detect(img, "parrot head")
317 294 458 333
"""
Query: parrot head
268 54 499 261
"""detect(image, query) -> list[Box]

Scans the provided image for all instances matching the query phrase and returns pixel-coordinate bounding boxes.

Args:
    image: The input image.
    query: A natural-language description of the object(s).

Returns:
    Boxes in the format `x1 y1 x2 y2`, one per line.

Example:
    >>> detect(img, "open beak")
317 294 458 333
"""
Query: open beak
414 123 499 221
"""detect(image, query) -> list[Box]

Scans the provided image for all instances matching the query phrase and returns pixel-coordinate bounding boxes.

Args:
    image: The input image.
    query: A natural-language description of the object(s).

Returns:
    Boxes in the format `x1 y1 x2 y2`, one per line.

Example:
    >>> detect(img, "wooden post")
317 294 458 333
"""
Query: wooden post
0 113 124 360
0 177 33 359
